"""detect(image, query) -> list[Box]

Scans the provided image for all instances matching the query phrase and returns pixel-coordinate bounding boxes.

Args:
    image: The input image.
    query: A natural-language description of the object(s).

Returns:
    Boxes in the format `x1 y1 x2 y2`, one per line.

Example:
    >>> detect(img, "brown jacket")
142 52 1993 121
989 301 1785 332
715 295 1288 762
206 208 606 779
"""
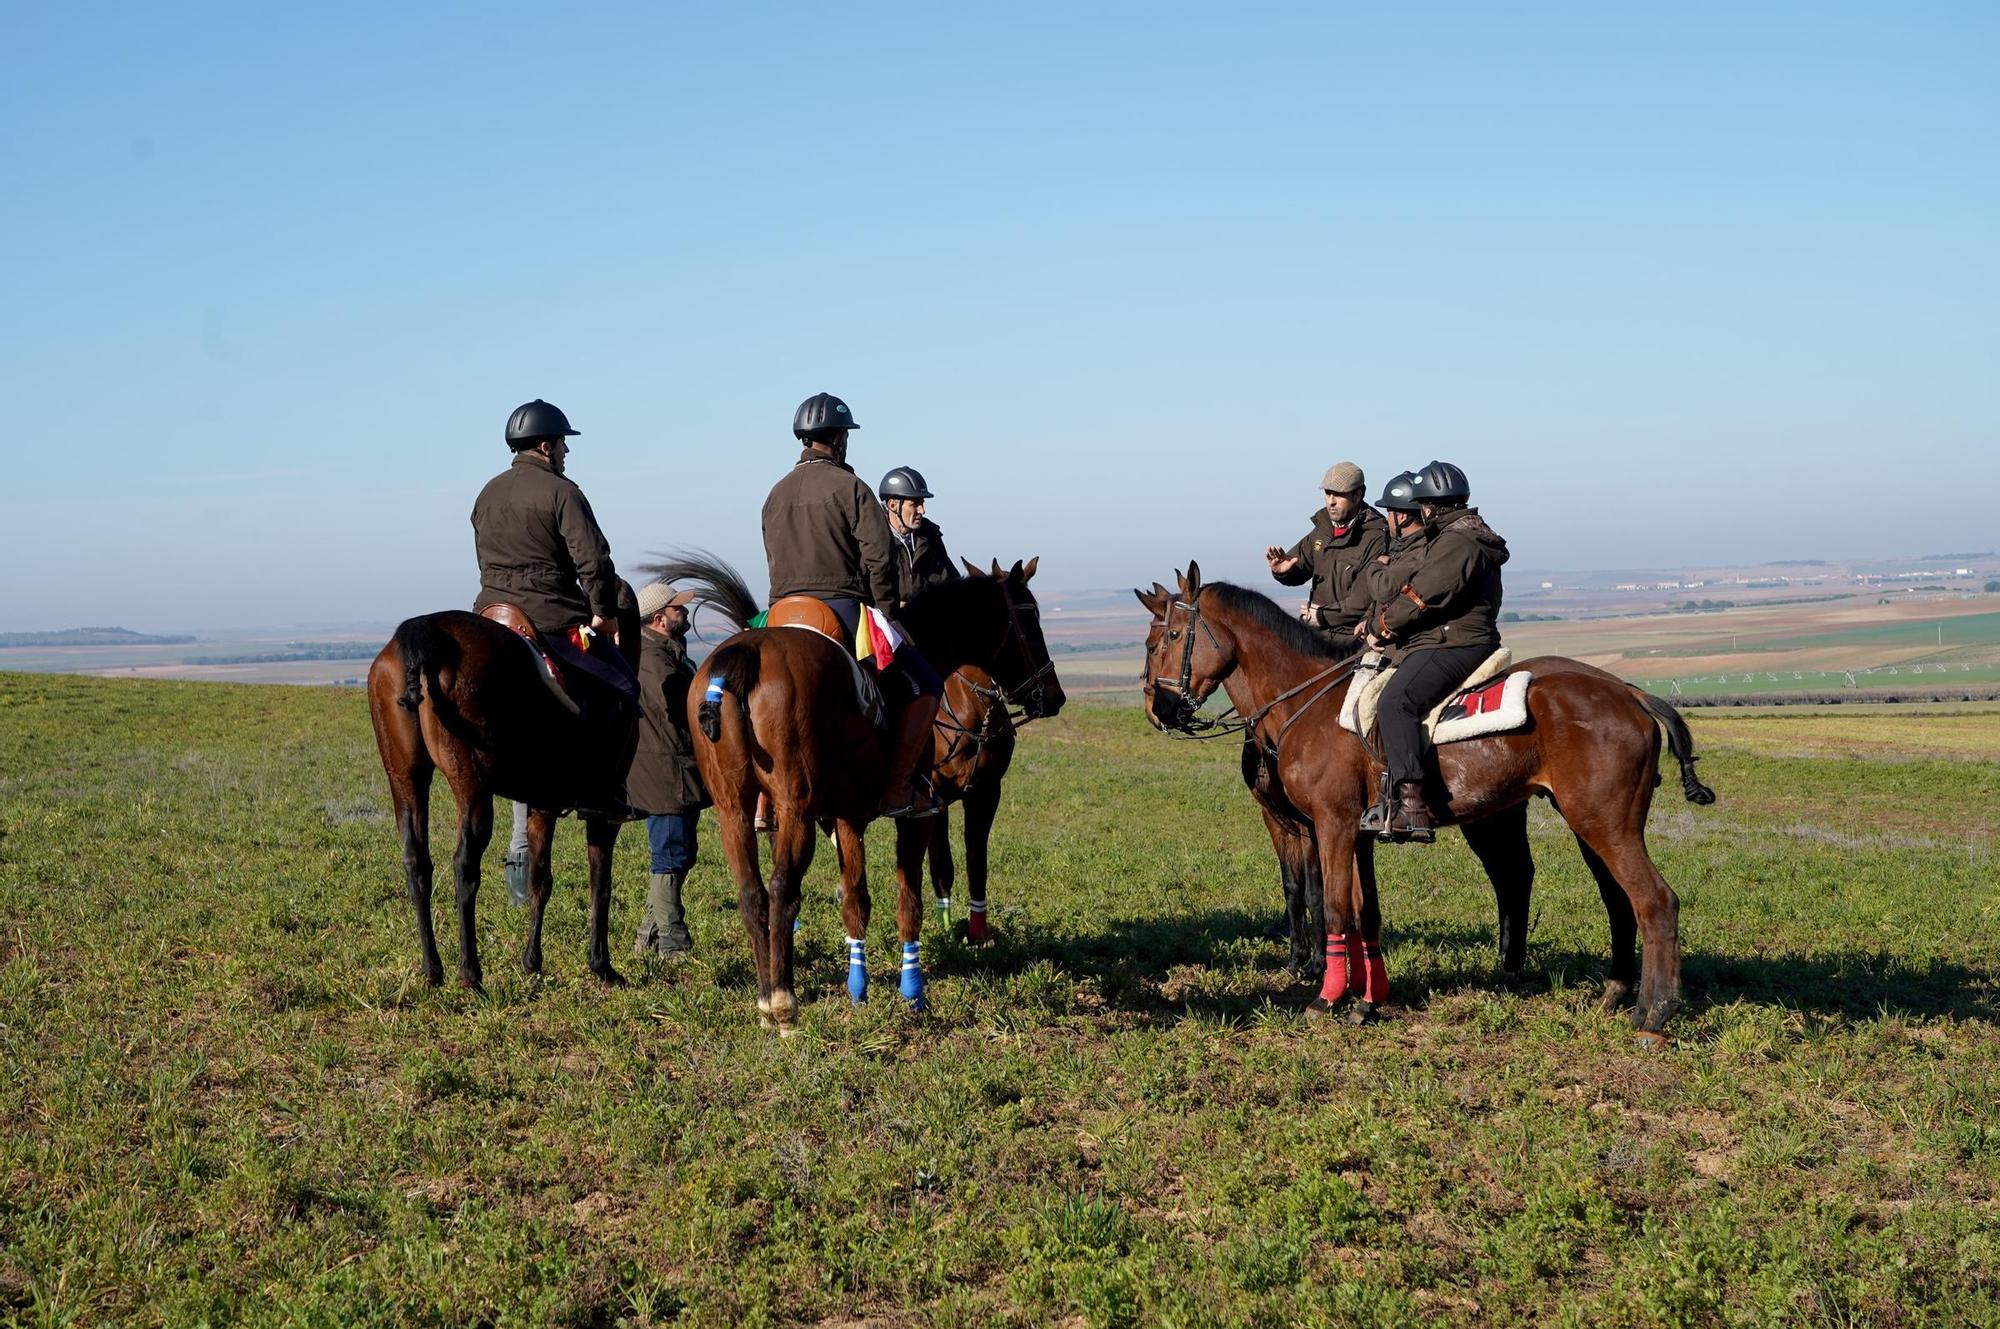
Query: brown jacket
1363 507 1509 652
471 453 620 633
762 449 899 606
892 517 960 605
1272 505 1388 635
627 629 709 816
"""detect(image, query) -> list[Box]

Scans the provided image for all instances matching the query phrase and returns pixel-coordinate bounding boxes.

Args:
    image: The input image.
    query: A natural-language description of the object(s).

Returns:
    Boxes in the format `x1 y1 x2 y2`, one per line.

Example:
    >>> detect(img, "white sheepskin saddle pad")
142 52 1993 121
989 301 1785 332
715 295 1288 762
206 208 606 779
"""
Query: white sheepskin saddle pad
1339 647 1530 745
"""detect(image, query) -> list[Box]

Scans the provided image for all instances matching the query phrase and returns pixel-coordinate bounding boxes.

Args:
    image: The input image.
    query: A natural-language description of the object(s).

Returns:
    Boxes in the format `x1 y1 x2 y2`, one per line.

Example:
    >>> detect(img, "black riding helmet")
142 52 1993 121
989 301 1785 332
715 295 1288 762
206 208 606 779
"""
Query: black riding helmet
793 392 858 440
1410 460 1471 505
878 466 933 501
505 399 580 449
1377 470 1424 513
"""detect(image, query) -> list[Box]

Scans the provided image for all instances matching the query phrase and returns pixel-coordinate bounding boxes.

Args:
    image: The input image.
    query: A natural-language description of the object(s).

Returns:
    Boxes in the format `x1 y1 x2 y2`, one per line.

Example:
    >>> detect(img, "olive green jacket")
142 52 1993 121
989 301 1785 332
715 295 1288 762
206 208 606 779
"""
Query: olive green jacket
627 630 709 816
470 453 620 633
762 450 900 606
1272 506 1388 635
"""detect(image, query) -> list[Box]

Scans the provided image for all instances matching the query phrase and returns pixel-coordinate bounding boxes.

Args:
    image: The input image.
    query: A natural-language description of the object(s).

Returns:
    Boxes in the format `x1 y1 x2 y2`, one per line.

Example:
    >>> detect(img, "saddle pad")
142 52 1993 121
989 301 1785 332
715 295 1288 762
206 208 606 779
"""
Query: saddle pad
773 623 885 726
1338 646 1518 745
1430 670 1532 743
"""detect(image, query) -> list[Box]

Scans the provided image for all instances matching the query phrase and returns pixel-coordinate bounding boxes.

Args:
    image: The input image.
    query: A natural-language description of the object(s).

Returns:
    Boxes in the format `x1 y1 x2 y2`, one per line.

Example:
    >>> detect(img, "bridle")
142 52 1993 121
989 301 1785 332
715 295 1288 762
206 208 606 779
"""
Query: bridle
989 575 1057 724
1148 590 1359 743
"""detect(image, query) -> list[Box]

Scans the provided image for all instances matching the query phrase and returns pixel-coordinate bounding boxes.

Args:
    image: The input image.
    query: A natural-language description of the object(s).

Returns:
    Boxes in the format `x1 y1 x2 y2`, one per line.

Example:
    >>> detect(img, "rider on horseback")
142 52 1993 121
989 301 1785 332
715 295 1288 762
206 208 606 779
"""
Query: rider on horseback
472 398 638 816
1264 460 1387 652
1360 461 1510 843
762 393 946 819
879 466 960 607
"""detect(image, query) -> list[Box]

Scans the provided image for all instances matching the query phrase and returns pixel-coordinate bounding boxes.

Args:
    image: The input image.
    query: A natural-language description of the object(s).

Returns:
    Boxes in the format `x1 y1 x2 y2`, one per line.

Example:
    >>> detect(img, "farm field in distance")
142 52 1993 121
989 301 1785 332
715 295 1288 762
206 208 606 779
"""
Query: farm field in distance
3 671 1996 1326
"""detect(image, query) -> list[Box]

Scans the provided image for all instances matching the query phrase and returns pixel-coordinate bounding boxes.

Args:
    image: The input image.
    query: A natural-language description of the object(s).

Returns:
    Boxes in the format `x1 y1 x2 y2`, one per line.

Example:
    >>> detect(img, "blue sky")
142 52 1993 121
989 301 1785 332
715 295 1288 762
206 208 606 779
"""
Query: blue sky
3 2 1995 631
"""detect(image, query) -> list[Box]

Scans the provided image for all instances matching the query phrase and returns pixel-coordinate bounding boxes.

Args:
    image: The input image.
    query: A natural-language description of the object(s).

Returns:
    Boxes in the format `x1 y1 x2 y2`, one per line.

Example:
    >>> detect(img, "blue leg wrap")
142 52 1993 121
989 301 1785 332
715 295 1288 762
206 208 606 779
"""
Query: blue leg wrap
846 937 868 1004
899 940 925 1008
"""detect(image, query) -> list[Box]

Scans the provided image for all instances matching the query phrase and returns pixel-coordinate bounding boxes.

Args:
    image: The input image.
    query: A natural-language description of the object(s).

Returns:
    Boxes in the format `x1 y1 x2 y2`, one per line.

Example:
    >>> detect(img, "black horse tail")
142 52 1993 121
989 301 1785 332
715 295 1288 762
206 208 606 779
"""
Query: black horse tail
639 548 762 633
1635 688 1716 805
392 615 454 714
697 641 760 742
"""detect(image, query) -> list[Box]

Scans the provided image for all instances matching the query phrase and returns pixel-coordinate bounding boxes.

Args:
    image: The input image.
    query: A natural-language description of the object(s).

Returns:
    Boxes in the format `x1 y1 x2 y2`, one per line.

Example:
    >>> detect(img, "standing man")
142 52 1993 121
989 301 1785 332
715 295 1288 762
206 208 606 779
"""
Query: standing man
1263 462 1387 650
627 579 710 958
879 465 960 607
1360 461 1510 842
762 393 945 818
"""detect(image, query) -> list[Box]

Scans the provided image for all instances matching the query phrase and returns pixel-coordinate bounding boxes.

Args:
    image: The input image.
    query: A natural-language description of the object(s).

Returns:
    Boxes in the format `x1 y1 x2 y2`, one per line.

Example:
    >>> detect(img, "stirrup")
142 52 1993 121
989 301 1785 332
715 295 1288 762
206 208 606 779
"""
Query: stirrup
881 776 944 821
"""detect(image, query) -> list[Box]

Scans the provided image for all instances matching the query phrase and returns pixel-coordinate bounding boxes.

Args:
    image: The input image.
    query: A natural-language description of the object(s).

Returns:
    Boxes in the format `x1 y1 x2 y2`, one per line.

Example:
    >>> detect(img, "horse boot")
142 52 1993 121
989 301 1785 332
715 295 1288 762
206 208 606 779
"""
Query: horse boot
1386 780 1437 844
878 694 944 820
650 872 693 957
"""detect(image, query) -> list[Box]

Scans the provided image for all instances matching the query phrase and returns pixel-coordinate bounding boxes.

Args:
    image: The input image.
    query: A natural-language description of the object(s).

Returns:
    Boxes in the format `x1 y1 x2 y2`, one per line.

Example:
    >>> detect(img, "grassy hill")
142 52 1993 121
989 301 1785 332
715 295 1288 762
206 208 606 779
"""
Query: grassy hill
2 672 1996 1325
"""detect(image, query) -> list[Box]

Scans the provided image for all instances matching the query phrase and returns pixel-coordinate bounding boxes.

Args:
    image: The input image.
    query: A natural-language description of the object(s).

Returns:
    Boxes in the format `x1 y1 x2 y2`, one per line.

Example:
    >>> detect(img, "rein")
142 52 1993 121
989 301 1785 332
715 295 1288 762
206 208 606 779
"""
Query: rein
1151 593 1358 742
988 577 1056 726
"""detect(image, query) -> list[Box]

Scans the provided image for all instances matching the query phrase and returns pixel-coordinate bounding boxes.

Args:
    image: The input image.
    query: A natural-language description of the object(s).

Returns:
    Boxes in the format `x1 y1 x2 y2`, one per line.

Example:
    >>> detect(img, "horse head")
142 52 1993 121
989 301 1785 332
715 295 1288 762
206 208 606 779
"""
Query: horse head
1134 560 1236 733
953 556 1066 720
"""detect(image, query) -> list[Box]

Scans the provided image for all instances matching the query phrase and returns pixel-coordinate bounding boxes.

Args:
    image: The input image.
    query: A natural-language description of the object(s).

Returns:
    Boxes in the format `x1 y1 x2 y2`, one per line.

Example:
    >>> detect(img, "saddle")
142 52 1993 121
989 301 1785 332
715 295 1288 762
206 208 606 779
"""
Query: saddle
1338 646 1530 748
763 595 885 726
478 603 582 717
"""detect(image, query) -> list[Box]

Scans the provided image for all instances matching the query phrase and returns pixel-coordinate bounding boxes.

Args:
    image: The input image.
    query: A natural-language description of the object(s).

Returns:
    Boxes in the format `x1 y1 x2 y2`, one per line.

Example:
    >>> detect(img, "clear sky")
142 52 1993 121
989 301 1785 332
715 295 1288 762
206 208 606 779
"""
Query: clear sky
3 2 1995 631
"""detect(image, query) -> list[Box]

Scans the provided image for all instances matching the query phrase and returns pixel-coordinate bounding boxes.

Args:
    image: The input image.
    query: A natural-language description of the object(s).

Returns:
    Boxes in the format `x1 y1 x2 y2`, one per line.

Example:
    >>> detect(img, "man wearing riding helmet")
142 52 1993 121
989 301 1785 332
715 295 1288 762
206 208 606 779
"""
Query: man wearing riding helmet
762 393 946 819
1359 461 1510 842
1264 460 1386 650
879 465 960 607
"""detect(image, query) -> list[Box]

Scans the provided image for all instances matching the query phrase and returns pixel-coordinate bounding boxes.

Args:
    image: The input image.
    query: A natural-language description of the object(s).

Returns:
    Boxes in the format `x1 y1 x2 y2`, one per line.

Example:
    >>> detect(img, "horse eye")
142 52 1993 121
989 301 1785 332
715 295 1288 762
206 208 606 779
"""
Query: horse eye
1168 629 1181 640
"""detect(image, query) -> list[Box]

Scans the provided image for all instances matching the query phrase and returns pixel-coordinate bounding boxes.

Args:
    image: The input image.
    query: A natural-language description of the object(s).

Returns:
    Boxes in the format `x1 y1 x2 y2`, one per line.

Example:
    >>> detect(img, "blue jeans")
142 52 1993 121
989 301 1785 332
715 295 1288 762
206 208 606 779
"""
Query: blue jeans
646 812 699 874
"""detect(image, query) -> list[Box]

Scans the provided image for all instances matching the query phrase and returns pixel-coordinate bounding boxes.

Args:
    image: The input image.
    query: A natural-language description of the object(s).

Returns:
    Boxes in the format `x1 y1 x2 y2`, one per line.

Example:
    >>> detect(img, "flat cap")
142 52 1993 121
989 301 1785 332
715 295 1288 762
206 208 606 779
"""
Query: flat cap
636 581 697 620
1320 462 1366 494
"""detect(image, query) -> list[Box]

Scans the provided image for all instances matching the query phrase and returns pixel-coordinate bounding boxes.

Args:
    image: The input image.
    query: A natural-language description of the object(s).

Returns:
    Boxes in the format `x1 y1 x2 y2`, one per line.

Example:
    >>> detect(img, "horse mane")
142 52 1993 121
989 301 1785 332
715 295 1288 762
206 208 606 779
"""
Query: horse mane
639 549 761 632
1201 582 1346 660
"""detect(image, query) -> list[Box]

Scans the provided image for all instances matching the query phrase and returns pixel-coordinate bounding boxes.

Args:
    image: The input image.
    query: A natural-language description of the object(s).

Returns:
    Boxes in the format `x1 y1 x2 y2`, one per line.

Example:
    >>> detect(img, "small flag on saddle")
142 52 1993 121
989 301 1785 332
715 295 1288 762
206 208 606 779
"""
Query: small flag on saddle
854 607 901 670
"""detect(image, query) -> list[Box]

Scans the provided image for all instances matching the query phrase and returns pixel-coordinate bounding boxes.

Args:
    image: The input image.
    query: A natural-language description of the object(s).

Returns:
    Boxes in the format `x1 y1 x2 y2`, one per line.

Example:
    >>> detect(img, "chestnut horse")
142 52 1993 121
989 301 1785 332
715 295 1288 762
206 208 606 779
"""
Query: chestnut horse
1138 563 1714 1035
651 553 1064 1032
366 589 641 990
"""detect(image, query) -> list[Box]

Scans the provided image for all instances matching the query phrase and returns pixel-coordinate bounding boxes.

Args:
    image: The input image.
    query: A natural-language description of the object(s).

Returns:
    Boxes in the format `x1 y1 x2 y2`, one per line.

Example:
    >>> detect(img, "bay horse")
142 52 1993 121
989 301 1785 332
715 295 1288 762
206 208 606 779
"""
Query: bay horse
925 661 1017 945
646 553 1064 1033
1138 562 1714 1036
365 587 642 991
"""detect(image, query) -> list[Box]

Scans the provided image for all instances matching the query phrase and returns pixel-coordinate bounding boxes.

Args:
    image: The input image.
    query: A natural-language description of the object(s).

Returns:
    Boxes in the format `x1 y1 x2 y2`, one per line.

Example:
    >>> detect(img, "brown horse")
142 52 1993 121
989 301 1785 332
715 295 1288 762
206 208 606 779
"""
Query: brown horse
925 663 1018 945
651 553 1064 1032
1138 563 1714 1036
365 589 641 991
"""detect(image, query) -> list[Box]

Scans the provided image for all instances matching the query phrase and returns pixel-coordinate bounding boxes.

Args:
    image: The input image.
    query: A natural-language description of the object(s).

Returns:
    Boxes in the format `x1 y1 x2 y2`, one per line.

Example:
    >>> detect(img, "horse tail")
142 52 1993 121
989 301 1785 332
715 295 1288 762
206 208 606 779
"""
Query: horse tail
392 615 453 714
1635 688 1716 805
639 548 762 632
698 641 760 742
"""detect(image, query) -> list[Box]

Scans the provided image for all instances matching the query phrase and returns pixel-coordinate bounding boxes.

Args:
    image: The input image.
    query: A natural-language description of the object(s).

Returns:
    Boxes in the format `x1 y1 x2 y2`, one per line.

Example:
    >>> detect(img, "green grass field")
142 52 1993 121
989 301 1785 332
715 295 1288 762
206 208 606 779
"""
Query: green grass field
3 673 1998 1327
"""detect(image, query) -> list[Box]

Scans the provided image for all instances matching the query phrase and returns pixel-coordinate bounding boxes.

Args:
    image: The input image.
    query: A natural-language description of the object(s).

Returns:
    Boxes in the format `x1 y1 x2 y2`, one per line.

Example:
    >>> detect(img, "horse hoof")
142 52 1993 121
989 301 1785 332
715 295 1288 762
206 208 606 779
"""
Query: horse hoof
520 952 544 976
1599 980 1634 1012
593 963 626 988
1633 1030 1670 1052
1347 1001 1381 1026
423 965 445 988
457 968 484 992
1305 997 1340 1021
776 1021 800 1039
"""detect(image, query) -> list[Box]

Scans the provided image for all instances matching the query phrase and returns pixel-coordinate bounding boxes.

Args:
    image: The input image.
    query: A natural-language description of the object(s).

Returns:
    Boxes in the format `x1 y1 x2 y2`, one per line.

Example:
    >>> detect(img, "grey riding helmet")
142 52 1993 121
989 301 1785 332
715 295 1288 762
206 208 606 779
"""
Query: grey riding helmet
1377 470 1424 513
1409 460 1471 504
878 466 933 501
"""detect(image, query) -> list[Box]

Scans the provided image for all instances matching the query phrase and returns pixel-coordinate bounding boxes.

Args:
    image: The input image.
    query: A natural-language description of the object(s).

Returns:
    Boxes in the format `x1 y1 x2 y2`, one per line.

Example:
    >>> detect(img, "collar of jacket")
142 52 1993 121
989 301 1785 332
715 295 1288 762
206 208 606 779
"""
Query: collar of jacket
1423 505 1480 538
512 452 557 474
1307 503 1381 545
795 447 852 472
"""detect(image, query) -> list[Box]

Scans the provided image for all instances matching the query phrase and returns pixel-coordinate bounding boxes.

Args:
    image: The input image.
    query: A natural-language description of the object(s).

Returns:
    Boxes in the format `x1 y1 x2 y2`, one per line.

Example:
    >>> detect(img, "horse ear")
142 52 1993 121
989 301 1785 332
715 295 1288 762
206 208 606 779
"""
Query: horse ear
1173 566 1189 597
1007 558 1025 582
1134 586 1166 614
1186 560 1203 595
960 557 984 578
1021 556 1039 583
1151 581 1169 601
989 558 1005 579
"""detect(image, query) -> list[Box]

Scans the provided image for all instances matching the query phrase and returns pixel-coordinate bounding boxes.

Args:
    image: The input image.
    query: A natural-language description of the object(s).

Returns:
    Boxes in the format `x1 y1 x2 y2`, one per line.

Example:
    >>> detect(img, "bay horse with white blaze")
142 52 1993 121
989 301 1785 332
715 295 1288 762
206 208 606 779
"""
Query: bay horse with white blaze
366 587 643 990
650 553 1063 1033
1138 563 1714 1036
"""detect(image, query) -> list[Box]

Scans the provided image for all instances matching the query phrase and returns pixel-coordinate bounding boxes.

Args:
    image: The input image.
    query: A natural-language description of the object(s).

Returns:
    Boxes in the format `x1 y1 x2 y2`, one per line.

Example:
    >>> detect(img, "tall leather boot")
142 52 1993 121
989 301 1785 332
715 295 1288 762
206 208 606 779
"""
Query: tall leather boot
1386 780 1437 844
878 694 943 819
651 871 693 956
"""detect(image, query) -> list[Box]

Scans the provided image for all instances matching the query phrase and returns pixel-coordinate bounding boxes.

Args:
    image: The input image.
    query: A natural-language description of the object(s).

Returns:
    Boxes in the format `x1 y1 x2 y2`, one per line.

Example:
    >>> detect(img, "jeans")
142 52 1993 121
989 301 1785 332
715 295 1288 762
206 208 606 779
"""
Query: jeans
646 812 699 874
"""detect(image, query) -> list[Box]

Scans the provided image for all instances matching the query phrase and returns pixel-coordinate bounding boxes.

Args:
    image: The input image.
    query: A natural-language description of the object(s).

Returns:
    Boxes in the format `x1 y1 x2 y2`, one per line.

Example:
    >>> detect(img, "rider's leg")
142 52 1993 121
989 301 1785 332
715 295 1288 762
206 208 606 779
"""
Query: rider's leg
1379 644 1491 841
879 646 945 819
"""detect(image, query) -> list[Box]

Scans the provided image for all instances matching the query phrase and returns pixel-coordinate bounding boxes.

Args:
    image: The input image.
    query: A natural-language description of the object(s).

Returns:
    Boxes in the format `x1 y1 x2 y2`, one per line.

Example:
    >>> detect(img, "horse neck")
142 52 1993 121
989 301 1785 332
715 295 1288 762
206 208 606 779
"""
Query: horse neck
897 582 993 678
1207 600 1337 719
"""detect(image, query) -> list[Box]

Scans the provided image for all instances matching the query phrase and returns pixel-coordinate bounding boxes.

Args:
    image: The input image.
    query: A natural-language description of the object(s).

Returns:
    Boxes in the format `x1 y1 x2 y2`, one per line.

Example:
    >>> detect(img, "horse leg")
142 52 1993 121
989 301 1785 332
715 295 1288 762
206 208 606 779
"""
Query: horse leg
450 788 493 991
1568 817 1681 1035
715 801 776 1027
961 779 1002 945
927 807 955 924
1308 823 1362 1018
835 820 871 1002
894 817 930 1008
1352 836 1389 1025
764 811 818 1033
584 815 625 986
1462 802 1535 975
1575 835 1640 1012
520 808 558 976
395 762 443 986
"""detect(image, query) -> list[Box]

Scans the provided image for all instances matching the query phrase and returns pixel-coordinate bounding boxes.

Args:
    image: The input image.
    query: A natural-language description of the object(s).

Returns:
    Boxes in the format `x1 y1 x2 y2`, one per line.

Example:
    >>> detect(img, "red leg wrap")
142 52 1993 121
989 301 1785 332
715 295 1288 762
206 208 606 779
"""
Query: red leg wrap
1360 938 1388 1005
1318 932 1358 1005
966 908 989 944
